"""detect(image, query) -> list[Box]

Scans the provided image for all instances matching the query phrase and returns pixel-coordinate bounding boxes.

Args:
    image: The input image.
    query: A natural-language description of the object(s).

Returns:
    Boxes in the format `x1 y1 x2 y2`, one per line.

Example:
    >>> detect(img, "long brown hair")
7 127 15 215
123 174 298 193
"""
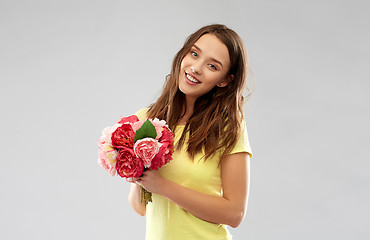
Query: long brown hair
147 24 250 160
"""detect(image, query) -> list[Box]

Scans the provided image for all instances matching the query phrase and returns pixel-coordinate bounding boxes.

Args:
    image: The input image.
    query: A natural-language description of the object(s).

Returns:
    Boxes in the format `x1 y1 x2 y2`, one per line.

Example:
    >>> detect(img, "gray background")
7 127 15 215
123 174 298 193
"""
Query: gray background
1 0 369 239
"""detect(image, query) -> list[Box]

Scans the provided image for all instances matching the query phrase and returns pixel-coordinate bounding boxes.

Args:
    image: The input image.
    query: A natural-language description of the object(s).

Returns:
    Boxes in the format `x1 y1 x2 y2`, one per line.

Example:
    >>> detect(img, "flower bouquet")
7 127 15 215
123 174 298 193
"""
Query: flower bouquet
98 114 174 204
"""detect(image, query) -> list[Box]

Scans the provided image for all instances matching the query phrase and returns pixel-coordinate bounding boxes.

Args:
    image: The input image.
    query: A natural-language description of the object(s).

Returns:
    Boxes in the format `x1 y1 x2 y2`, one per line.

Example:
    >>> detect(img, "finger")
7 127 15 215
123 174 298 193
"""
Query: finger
126 177 141 183
126 177 136 183
134 179 143 187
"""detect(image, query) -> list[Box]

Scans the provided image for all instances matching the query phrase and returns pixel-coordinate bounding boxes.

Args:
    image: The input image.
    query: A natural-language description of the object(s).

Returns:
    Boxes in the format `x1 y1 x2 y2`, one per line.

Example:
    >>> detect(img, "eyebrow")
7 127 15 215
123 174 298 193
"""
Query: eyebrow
193 44 224 68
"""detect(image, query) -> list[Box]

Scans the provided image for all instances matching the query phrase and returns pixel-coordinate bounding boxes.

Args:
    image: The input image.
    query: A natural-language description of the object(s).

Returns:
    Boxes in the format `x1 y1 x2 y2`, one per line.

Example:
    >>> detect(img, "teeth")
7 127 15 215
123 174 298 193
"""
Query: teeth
186 73 199 83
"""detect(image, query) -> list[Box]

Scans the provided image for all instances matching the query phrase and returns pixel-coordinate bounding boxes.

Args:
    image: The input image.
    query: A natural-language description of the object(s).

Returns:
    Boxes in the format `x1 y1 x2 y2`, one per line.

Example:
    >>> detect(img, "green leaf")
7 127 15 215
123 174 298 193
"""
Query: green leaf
134 119 157 142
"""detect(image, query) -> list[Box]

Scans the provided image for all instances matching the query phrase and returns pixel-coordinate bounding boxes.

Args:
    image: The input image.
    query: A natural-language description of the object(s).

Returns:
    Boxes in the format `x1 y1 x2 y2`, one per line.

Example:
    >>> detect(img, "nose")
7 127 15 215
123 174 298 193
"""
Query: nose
191 63 202 74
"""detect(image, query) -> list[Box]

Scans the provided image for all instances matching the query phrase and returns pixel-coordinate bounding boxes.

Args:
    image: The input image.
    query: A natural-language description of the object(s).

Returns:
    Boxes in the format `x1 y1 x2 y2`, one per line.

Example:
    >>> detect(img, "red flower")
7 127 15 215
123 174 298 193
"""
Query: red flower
115 148 144 178
160 126 174 143
150 127 174 170
150 142 174 170
111 124 135 149
117 115 139 124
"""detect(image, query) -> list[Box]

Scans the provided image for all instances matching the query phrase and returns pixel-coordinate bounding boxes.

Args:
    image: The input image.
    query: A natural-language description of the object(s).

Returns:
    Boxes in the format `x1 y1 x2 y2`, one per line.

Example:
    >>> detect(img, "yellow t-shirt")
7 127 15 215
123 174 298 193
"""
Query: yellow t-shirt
135 108 252 240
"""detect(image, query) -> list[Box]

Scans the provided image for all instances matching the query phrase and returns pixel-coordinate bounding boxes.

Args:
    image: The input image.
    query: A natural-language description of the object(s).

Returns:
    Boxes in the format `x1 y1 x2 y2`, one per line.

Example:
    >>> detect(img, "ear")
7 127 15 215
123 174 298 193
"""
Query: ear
217 74 234 87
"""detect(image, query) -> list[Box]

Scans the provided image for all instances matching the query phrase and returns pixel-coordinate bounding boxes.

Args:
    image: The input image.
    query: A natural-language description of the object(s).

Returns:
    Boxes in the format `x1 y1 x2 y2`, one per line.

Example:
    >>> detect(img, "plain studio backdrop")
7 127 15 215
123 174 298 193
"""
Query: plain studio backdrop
1 0 369 239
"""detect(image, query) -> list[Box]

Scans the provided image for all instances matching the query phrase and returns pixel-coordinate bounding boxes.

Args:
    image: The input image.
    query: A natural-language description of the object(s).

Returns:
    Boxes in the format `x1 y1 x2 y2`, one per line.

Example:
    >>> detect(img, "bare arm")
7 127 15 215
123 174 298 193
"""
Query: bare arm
128 182 146 216
135 152 250 227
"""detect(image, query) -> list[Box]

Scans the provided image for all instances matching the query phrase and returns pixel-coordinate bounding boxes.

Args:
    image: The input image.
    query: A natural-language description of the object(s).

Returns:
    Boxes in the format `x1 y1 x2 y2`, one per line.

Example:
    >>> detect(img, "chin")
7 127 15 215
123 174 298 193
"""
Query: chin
178 84 189 95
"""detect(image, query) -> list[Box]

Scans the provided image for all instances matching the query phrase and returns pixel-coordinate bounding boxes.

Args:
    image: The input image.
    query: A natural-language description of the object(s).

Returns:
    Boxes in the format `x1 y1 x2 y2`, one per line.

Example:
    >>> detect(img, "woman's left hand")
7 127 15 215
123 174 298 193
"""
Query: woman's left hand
134 170 166 194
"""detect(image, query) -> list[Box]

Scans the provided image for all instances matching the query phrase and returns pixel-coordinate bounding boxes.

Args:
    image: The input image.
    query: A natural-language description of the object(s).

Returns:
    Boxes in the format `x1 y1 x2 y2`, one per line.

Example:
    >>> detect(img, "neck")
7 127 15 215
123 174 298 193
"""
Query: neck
179 95 197 125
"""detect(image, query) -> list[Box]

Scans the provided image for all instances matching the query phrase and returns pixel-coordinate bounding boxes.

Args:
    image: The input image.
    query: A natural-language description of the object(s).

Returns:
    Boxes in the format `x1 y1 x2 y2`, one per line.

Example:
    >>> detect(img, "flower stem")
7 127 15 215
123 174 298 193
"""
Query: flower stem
140 186 152 205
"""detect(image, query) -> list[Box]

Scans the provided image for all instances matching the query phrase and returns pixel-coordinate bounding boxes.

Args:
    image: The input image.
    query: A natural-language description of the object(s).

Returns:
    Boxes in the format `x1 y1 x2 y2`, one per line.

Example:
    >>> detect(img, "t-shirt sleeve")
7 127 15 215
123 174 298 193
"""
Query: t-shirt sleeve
135 108 149 121
229 121 253 158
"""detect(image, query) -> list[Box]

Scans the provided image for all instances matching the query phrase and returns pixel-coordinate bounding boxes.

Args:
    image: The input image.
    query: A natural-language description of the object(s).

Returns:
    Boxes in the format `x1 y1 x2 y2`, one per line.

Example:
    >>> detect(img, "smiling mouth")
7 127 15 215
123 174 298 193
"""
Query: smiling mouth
185 72 200 84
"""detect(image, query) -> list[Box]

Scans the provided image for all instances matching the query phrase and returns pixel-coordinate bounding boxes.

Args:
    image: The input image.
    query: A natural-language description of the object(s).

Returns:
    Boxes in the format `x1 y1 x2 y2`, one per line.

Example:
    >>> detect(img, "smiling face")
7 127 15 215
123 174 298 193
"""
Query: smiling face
178 34 234 102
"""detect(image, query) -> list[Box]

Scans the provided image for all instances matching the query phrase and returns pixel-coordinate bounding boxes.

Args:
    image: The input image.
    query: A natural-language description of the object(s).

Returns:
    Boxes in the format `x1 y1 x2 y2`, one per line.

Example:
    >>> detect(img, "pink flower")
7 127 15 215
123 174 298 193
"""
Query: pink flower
111 124 135 149
98 124 121 176
115 148 144 178
134 138 160 168
117 115 139 124
98 158 117 176
151 118 167 139
98 144 118 176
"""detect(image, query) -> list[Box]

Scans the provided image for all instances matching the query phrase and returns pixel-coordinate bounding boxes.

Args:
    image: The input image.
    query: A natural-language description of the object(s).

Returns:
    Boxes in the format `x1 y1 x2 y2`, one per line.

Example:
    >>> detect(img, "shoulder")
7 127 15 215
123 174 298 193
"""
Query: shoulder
135 108 149 121
228 118 253 158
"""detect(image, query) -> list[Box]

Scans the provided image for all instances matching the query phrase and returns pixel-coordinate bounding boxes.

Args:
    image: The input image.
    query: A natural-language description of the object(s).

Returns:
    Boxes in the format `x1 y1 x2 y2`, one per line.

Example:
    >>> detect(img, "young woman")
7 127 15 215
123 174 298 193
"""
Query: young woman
128 24 253 240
